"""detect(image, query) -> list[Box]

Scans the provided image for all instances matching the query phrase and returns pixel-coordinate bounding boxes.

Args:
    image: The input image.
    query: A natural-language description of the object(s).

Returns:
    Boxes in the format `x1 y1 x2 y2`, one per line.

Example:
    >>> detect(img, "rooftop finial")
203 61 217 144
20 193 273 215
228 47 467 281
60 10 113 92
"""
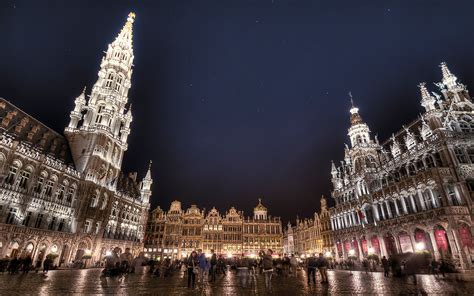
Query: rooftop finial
349 91 354 108
148 160 152 170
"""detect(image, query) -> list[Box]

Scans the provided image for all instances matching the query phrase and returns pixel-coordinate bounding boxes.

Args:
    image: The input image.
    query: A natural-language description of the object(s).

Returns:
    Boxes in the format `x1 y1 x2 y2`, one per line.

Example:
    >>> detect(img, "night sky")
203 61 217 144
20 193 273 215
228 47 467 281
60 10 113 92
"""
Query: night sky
2 0 474 223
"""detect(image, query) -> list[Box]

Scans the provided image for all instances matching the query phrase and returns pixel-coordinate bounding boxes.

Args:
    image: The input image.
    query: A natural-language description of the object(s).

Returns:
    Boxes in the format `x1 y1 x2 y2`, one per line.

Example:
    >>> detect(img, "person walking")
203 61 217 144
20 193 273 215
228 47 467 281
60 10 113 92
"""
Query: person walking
43 256 52 274
290 254 298 277
197 249 207 284
317 253 328 283
307 254 318 285
186 251 199 289
119 248 133 272
209 249 217 282
262 249 274 290
22 255 32 273
381 256 390 277
131 252 146 274
237 256 250 288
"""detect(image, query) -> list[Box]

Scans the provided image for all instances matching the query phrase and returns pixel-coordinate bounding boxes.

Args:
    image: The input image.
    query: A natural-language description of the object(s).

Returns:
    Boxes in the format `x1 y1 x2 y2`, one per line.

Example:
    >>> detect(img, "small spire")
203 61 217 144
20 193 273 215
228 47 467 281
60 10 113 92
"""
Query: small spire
145 160 152 180
418 82 431 100
348 92 363 125
349 91 354 108
439 62 458 90
82 86 87 94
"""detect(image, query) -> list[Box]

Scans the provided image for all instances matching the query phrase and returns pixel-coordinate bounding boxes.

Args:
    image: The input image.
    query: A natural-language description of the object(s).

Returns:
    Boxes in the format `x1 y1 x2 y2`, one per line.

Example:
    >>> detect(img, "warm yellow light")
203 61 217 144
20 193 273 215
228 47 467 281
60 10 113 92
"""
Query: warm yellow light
415 242 425 251
348 249 355 256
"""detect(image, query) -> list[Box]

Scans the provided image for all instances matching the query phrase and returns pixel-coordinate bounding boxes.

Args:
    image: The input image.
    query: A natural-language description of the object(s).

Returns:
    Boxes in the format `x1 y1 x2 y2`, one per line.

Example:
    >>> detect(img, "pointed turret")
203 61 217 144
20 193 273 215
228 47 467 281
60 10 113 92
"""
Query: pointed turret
140 160 153 204
347 92 372 148
68 87 87 129
418 82 436 112
440 62 458 90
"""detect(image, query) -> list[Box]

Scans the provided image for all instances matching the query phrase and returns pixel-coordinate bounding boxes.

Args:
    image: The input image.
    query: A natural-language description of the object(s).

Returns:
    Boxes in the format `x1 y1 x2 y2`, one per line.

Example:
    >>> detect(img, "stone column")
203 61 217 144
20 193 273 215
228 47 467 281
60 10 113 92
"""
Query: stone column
362 209 368 224
394 199 401 216
357 239 363 260
372 204 380 221
429 188 439 208
400 196 408 214
428 231 440 260
417 190 426 211
385 201 392 218
379 203 386 220
394 234 402 253
378 235 388 257
452 228 471 270
409 194 418 213
449 227 468 270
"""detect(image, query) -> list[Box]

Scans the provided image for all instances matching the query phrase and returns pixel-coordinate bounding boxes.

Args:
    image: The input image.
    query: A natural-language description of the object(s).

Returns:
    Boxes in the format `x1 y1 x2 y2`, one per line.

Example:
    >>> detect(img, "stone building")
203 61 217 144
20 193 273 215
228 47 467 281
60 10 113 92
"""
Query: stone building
329 63 473 269
283 196 332 257
0 13 152 266
144 199 283 260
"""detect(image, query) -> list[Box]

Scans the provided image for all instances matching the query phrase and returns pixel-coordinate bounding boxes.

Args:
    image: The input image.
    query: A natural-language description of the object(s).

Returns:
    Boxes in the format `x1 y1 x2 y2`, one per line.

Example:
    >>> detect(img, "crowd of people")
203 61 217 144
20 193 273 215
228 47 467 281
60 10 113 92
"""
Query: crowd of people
0 254 55 274
0 247 459 290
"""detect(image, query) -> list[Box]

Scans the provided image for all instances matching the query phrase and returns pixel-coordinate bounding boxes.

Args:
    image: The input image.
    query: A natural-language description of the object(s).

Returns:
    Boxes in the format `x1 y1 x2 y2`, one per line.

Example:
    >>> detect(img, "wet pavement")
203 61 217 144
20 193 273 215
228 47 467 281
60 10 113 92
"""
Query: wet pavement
0 268 472 295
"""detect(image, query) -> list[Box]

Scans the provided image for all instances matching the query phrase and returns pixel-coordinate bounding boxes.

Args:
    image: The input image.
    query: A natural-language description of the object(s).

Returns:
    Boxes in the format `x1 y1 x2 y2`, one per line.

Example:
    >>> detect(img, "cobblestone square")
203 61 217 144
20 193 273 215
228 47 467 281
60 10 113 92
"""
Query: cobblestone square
0 269 473 295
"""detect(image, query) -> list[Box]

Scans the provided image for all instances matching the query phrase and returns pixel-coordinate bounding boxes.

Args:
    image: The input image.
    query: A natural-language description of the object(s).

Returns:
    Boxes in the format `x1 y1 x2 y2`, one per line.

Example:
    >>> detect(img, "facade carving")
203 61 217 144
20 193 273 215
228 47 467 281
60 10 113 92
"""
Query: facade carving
0 13 152 267
329 63 473 269
144 199 283 259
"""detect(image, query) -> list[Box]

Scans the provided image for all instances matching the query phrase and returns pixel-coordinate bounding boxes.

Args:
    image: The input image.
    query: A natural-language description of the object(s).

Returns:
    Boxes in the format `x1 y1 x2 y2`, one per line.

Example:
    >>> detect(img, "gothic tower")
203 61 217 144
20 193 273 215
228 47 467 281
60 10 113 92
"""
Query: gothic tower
65 13 136 185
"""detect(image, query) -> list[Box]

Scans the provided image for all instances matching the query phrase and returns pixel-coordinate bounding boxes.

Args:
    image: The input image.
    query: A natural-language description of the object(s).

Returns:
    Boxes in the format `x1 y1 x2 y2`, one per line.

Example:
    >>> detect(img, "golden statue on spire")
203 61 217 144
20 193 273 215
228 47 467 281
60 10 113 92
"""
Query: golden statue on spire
128 12 136 23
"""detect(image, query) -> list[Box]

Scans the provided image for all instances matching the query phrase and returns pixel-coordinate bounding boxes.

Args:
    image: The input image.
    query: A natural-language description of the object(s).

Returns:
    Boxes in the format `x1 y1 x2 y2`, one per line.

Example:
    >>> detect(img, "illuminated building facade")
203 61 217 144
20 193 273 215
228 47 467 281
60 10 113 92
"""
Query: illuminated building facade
144 199 283 259
329 63 473 269
0 13 151 266
283 196 333 257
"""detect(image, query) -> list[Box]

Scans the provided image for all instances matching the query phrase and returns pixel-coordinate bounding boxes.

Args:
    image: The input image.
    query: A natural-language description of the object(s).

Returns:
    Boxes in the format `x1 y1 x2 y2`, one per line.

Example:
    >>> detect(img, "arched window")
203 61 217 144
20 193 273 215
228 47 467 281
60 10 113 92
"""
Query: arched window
56 183 65 200
18 166 32 189
44 175 57 197
5 161 21 185
90 190 99 207
66 183 76 203
101 193 108 210
34 171 48 193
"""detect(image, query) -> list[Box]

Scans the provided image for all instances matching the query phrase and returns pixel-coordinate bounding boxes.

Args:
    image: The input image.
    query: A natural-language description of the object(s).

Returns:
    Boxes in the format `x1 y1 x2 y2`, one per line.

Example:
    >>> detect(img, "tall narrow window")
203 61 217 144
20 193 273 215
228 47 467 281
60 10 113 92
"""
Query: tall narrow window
35 214 44 228
66 187 75 203
18 170 30 189
57 219 65 232
95 105 105 124
114 75 123 92
56 185 65 200
446 184 461 206
84 220 91 233
34 174 45 193
468 148 474 163
5 166 18 185
5 208 17 224
105 73 114 88
49 217 56 230
455 148 468 163
44 180 54 197
22 211 32 226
